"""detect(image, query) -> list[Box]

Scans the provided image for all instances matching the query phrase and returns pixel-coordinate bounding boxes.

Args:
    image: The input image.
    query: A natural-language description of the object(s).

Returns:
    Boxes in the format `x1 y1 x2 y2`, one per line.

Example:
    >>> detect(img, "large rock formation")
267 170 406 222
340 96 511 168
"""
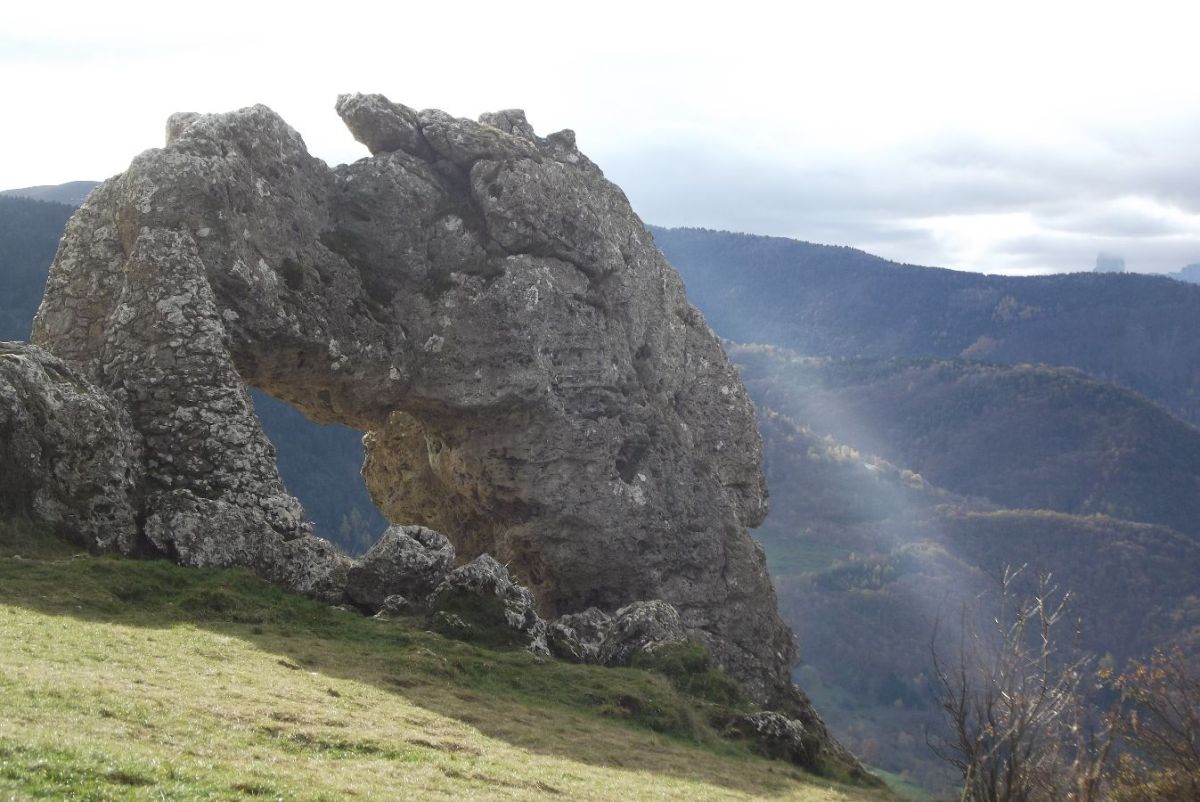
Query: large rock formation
31 95 792 708
0 342 140 550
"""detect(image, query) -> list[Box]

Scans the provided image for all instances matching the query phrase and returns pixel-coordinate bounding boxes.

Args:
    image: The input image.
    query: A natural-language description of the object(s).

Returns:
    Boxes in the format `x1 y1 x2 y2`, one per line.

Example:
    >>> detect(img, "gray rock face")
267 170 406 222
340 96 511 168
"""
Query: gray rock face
548 600 689 666
599 600 689 666
547 607 612 663
373 594 415 620
31 94 791 705
142 490 349 602
428 555 549 654
0 342 140 551
723 712 819 767
346 524 454 610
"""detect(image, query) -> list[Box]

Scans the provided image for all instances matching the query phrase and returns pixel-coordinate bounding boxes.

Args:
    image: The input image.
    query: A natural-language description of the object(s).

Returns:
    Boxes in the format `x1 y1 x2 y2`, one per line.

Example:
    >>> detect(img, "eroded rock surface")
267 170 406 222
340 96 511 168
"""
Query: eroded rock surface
722 712 820 767
0 342 140 551
33 94 792 708
346 524 454 610
547 607 612 663
598 600 690 666
428 554 549 654
547 600 689 666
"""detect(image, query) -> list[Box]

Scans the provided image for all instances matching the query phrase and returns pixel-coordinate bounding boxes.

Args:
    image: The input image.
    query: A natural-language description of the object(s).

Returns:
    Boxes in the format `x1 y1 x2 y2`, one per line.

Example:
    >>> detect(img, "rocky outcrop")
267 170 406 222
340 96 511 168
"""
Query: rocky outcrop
0 342 140 551
31 94 801 712
143 490 349 601
598 600 689 665
547 607 613 663
548 601 690 666
373 594 415 620
722 712 820 766
428 555 548 654
346 524 454 610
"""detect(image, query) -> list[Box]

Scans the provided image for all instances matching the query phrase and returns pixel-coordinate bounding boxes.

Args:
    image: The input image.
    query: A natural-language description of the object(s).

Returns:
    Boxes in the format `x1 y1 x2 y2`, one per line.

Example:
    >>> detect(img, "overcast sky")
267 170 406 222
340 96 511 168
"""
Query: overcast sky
4 0 1199 275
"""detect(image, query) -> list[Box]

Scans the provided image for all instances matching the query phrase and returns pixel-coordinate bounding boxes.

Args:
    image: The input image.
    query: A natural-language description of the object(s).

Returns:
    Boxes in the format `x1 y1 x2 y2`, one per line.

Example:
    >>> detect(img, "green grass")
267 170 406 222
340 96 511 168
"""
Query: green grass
869 769 934 802
0 518 892 801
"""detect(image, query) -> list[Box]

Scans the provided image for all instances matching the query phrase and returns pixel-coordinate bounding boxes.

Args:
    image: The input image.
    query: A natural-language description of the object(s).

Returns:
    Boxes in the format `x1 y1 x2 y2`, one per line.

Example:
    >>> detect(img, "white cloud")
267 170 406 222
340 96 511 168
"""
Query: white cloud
4 0 1200 274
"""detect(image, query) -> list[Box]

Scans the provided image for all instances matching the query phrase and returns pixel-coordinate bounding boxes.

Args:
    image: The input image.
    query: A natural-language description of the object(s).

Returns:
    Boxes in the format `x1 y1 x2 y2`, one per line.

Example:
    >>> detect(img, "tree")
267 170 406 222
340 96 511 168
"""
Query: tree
929 566 1117 802
1110 647 1200 801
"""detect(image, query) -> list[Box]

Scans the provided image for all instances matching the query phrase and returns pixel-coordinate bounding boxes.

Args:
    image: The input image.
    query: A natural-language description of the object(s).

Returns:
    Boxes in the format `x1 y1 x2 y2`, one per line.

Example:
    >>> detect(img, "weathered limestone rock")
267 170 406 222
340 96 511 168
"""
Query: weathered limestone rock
548 600 690 666
346 524 454 610
142 490 349 602
0 342 140 551
598 600 689 666
32 94 791 708
722 712 819 767
373 594 415 620
547 607 612 663
428 555 549 654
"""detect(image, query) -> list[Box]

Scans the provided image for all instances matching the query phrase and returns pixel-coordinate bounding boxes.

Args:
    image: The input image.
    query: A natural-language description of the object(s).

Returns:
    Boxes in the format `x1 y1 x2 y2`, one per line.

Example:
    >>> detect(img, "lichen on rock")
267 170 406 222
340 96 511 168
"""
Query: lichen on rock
346 524 455 611
428 555 549 655
548 601 690 667
0 342 140 551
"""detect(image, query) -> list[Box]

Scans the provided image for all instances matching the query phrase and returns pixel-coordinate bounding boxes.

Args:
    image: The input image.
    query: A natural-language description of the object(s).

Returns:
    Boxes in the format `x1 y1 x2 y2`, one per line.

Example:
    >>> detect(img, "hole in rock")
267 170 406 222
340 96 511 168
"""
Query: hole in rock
249 388 387 556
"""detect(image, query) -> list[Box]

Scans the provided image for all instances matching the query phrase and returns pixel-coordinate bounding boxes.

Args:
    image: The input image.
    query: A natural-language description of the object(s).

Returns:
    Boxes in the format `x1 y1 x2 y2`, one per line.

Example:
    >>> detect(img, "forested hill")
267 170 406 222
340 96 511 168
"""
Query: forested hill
651 226 1200 426
0 196 76 341
0 181 100 206
731 345 1200 538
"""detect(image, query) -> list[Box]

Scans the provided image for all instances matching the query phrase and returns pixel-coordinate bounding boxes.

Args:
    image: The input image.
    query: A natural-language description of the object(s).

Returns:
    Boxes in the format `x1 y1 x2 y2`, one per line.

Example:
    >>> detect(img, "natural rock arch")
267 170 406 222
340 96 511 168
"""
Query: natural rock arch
34 95 793 706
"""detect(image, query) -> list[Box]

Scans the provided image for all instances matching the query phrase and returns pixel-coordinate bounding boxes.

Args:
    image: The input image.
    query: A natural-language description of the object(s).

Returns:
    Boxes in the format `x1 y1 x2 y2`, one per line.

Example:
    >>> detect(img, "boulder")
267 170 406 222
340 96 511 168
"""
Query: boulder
547 607 611 663
722 711 820 767
598 600 689 666
428 555 549 655
373 594 415 620
0 342 140 552
346 524 454 611
548 600 690 666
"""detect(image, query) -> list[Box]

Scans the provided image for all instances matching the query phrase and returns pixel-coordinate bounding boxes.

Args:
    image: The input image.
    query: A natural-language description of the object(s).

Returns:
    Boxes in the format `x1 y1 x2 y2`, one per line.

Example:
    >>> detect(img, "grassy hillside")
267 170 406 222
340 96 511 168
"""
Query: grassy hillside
732 345 1200 538
0 519 894 802
652 226 1200 427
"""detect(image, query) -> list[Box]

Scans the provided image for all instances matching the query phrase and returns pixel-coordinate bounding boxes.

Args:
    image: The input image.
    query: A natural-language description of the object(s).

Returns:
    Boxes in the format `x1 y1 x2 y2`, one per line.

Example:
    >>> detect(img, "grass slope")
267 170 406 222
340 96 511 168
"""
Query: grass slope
0 521 891 802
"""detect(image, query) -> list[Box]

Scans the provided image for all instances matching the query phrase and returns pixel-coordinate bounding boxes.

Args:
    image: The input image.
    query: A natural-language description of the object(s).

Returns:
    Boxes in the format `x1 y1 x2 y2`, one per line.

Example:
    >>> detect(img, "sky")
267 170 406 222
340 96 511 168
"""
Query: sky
4 0 1200 276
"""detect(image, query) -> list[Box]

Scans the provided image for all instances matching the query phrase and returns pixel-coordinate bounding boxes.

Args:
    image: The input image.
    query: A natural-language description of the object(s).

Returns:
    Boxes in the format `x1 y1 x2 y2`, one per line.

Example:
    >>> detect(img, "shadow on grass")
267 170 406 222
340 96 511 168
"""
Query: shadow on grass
0 521 886 800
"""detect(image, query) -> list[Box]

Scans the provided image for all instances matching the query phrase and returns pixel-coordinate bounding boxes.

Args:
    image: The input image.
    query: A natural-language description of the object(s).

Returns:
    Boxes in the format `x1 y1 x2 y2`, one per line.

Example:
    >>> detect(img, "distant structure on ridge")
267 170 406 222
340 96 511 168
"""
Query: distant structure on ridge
1094 252 1126 273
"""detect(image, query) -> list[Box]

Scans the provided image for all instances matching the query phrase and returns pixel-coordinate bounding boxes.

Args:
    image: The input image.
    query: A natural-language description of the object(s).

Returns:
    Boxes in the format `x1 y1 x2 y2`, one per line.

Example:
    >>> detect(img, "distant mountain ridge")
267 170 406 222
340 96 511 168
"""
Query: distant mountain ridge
1 181 100 207
1166 263 1200 284
652 226 1200 426
643 226 1200 789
